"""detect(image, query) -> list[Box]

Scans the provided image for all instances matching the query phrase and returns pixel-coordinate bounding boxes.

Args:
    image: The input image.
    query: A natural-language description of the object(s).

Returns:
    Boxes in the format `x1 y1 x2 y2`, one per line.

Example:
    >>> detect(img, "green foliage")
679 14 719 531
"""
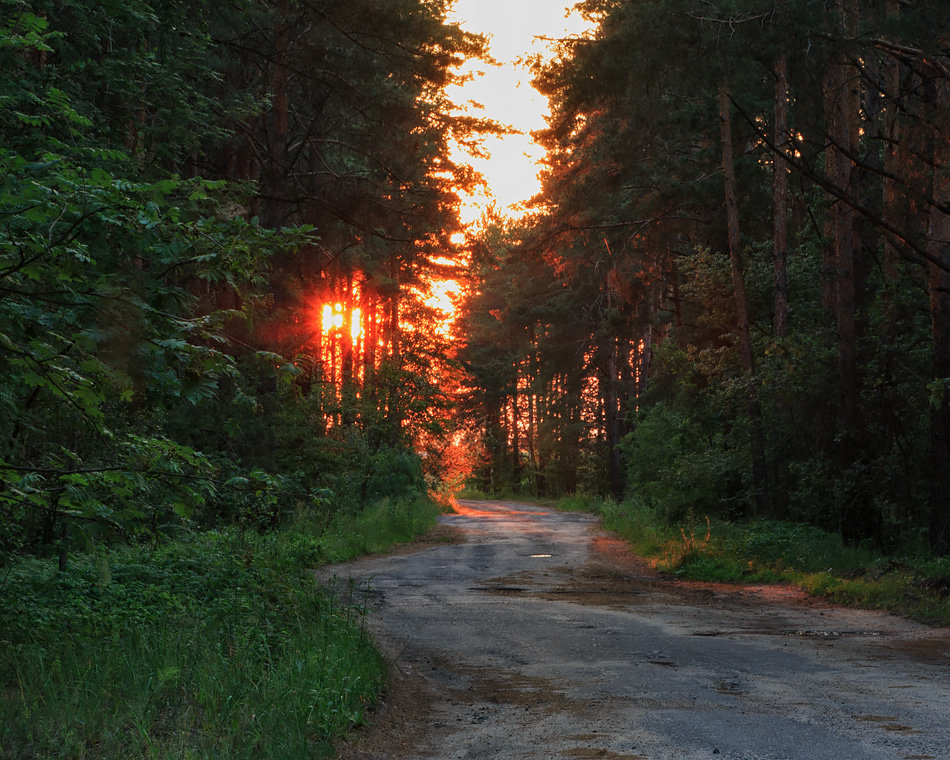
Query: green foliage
315 495 442 564
458 0 949 556
0 0 462 561
0 533 381 759
622 402 751 521
0 493 441 759
0 0 304 557
0 4 466 750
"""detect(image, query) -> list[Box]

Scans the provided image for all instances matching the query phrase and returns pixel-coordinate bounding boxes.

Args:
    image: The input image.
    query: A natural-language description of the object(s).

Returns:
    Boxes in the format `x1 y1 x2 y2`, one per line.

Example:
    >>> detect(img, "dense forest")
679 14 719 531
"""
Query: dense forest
0 0 488 563
458 0 950 555
2 0 949 755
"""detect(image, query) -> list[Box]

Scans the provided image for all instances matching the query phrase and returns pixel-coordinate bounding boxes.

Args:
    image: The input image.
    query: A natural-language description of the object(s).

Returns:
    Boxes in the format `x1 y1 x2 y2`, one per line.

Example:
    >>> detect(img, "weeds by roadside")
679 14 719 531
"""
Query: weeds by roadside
553 494 950 625
0 495 441 760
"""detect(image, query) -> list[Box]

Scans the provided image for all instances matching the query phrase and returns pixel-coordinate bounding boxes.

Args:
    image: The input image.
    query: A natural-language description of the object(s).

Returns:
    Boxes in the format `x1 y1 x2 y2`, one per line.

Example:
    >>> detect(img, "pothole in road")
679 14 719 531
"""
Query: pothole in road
713 679 746 695
693 629 886 639
469 585 528 594
782 629 883 639
561 750 649 759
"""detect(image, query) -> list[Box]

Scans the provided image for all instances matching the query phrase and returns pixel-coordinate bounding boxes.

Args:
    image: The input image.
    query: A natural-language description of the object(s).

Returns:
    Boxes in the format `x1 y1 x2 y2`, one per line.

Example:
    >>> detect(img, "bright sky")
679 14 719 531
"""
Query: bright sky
446 0 592 225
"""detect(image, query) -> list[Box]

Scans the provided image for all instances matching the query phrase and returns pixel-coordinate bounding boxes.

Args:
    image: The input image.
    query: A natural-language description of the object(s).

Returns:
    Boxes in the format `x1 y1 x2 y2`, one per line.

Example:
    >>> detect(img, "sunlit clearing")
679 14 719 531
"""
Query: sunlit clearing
447 0 593 225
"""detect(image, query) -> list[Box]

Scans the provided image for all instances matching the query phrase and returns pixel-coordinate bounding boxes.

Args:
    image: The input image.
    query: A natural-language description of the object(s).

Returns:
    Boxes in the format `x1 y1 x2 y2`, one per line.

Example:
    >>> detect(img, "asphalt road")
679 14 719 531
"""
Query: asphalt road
324 500 950 760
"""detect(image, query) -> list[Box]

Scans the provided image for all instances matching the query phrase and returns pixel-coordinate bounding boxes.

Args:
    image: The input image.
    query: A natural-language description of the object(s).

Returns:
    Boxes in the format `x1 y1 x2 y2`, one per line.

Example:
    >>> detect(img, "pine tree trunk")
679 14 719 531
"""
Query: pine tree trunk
927 53 950 554
510 387 522 486
564 369 583 493
388 259 401 362
881 0 901 342
822 65 840 313
264 0 291 228
833 0 861 434
342 270 354 390
719 86 769 514
604 336 624 501
526 362 539 494
363 285 376 386
773 52 790 339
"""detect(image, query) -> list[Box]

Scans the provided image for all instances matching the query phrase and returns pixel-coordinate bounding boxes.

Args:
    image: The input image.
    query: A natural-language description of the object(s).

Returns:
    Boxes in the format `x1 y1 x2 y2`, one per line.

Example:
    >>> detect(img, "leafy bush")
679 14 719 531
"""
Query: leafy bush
621 403 750 521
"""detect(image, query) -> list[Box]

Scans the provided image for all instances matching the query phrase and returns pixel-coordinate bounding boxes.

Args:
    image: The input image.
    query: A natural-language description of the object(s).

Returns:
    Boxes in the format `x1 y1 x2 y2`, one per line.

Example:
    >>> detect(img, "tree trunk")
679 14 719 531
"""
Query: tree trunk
526 363 539 494
773 52 790 339
563 369 583 493
342 270 354 390
881 0 902 343
264 0 291 228
603 336 624 501
510 385 522 486
363 285 377 386
927 53 950 554
832 0 861 434
822 65 840 313
388 258 401 362
719 86 769 514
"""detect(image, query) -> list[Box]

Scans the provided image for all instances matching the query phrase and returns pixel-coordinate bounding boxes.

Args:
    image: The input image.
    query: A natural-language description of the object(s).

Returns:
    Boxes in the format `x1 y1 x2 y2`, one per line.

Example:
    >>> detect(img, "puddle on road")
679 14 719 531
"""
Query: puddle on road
562 749 648 759
883 634 950 664
851 714 918 733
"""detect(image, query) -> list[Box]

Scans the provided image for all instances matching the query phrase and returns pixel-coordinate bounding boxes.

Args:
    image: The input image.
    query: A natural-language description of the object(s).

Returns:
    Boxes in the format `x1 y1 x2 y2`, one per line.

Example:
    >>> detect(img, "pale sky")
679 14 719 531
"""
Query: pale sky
446 0 592 224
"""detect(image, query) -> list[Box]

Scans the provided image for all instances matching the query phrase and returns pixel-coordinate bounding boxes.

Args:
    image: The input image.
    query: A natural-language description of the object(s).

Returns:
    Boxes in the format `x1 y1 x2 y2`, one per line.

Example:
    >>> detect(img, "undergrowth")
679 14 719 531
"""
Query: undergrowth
554 494 950 625
0 494 441 760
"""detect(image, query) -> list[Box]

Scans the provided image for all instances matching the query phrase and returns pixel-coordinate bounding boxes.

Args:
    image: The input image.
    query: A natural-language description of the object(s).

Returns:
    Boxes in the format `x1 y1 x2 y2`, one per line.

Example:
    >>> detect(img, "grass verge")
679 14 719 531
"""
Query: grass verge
553 494 950 625
0 494 442 760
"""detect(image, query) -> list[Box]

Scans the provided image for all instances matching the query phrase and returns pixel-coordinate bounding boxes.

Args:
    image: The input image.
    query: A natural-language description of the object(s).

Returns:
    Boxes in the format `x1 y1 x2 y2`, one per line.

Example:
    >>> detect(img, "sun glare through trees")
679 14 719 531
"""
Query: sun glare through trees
447 0 593 224
311 1 589 362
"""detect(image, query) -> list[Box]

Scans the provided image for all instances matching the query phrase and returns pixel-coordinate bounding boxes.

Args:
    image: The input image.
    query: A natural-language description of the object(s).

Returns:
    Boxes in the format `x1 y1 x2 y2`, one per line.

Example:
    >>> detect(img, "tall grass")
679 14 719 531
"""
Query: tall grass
555 494 950 625
0 495 441 759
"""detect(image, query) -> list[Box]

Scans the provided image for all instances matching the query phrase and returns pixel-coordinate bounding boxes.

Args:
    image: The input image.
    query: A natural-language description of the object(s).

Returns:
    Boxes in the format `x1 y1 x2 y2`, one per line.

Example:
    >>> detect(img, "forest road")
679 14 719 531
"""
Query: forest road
323 500 950 760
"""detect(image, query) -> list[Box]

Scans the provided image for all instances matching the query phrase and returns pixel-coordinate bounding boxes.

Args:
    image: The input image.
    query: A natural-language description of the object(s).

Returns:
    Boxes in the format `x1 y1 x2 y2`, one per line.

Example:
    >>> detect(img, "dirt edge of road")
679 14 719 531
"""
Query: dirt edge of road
381 523 467 556
332 523 464 759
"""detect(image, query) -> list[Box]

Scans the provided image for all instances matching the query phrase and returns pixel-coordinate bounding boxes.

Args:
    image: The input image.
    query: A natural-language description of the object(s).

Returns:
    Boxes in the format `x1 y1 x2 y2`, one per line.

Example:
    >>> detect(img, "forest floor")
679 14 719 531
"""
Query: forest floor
323 500 950 760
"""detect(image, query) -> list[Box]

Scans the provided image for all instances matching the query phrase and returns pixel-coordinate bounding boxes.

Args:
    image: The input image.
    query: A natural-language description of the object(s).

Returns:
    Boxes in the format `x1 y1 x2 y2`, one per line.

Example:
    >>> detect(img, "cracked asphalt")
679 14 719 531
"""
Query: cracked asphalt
324 500 950 760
